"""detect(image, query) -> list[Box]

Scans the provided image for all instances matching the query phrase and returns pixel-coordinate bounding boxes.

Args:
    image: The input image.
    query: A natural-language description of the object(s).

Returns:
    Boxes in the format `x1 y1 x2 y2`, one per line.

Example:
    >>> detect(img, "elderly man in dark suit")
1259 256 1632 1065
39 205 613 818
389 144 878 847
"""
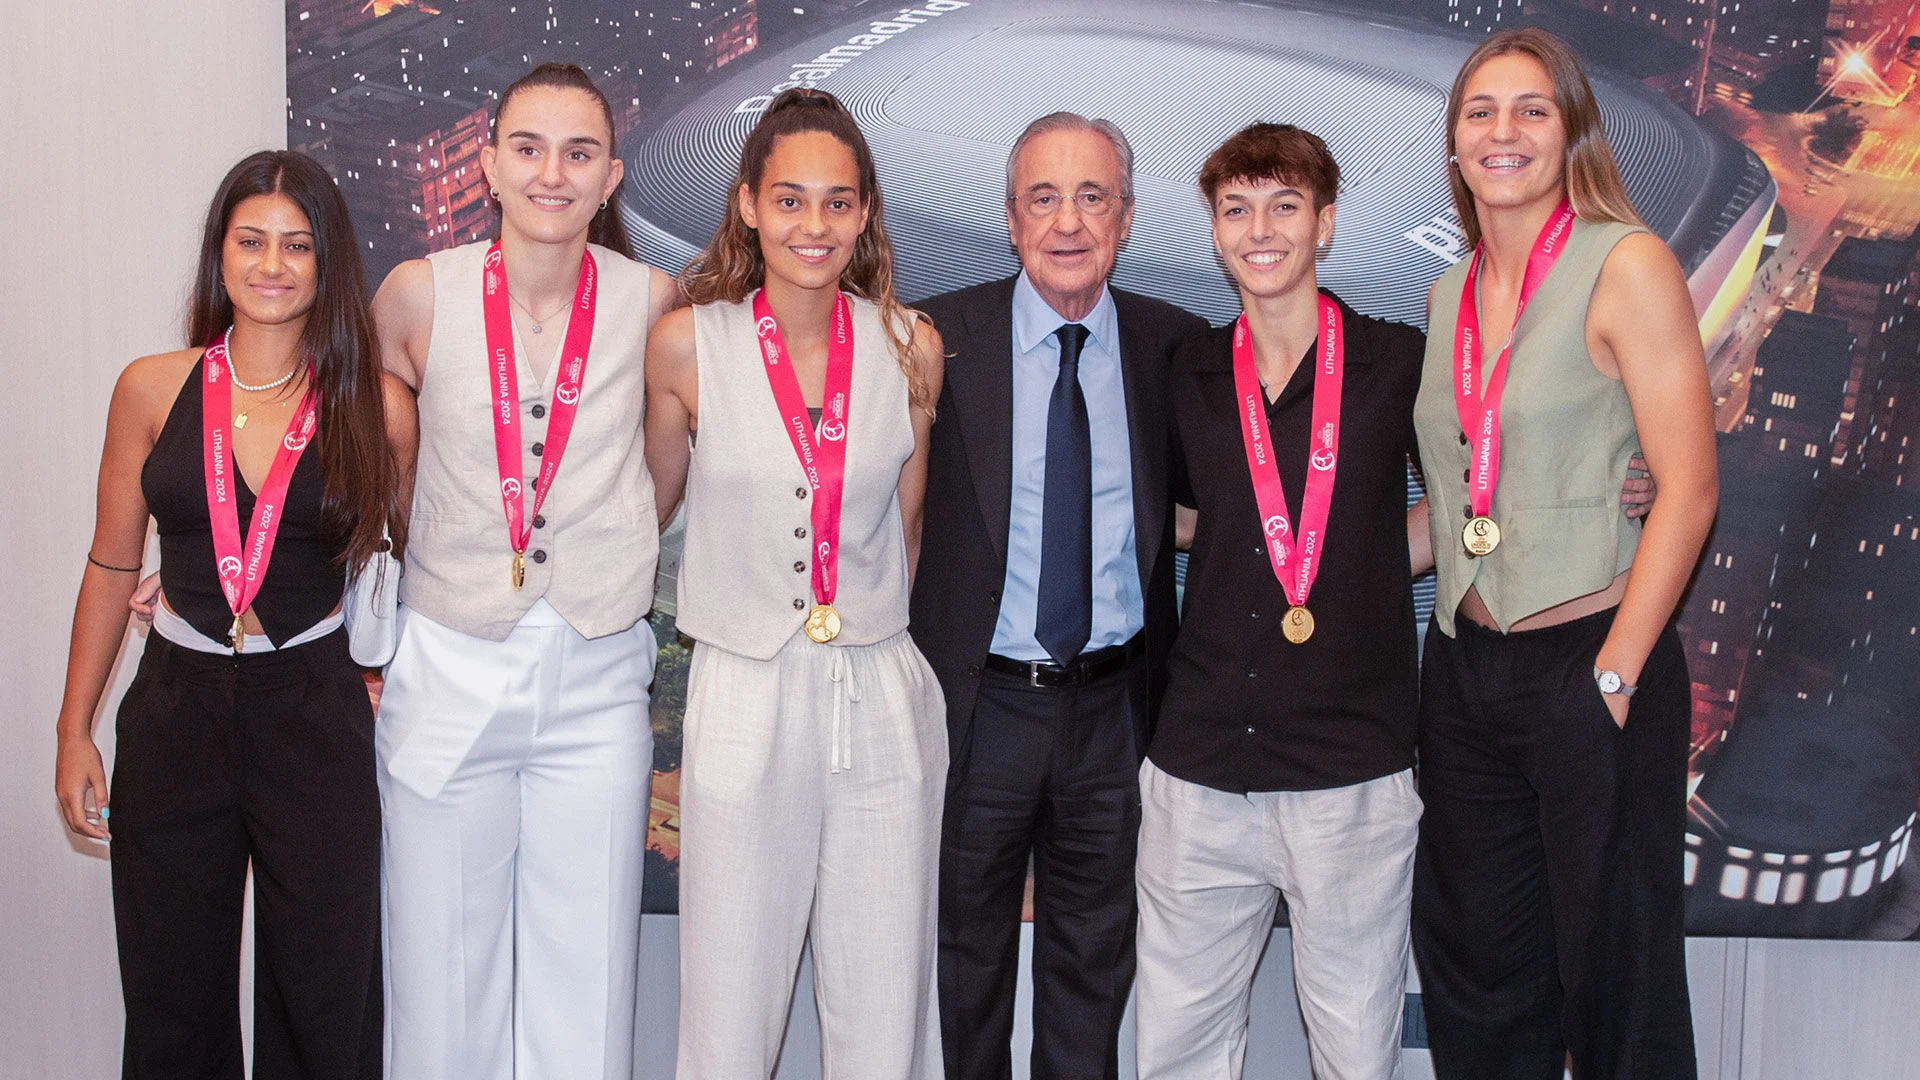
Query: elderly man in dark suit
910 112 1207 1080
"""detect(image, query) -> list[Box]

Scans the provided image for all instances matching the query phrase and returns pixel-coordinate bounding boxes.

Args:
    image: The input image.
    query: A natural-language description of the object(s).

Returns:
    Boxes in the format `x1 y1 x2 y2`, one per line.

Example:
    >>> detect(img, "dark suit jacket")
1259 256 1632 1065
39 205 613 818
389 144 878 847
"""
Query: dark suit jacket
909 276 1209 784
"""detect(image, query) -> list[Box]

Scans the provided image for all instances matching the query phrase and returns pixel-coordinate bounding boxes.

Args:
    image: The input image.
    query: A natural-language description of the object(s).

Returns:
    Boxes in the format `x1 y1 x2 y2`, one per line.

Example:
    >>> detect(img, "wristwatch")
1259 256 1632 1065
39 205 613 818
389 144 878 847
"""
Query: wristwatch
1594 667 1637 698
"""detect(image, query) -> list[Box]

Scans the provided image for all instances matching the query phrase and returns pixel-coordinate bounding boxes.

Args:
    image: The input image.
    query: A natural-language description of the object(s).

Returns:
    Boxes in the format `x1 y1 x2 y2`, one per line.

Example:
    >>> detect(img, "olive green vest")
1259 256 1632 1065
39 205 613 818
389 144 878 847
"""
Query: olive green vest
1414 217 1648 635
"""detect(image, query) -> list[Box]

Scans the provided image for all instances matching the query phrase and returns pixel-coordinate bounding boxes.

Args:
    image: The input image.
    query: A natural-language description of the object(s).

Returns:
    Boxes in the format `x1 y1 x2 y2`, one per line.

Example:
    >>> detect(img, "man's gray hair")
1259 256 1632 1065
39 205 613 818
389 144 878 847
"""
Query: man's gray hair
1004 112 1136 203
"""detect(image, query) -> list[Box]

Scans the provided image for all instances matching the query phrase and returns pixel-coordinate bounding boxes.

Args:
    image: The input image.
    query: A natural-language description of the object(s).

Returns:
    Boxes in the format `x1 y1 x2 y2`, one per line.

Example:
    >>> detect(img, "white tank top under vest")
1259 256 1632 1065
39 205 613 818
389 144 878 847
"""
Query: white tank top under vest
677 292 916 661
402 240 659 642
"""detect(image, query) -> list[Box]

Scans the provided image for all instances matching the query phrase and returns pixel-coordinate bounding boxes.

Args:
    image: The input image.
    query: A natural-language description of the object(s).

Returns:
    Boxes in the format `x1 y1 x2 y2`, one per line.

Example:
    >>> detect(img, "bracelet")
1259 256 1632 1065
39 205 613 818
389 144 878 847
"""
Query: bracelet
87 554 142 574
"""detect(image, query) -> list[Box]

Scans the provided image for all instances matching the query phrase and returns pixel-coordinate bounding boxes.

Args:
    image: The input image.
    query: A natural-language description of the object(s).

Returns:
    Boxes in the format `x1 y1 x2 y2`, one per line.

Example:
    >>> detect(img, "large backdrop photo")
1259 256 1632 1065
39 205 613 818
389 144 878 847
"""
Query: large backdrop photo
287 0 1920 944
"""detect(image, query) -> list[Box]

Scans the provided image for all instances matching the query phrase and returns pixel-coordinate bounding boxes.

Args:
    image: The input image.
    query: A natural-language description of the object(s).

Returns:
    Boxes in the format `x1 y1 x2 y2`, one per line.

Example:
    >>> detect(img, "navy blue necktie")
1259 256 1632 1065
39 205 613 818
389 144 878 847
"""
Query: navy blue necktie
1037 322 1093 665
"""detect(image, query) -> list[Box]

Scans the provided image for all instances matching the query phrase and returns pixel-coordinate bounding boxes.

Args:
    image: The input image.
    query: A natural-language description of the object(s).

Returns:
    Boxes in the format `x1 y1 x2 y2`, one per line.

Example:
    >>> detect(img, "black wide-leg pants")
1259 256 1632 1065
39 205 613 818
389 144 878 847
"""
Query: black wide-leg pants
109 629 381 1080
1412 608 1696 1080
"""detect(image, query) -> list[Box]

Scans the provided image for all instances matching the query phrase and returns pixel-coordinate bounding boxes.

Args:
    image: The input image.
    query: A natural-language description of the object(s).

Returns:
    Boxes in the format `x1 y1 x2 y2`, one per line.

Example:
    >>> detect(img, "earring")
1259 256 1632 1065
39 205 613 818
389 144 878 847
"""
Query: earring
1447 154 1458 164
490 187 499 199
600 199 608 211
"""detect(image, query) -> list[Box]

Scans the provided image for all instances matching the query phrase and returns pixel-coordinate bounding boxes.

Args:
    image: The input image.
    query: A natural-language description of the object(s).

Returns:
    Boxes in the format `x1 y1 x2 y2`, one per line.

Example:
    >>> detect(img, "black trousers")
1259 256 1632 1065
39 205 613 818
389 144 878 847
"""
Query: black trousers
938 658 1143 1080
1412 608 1696 1080
110 629 381 1080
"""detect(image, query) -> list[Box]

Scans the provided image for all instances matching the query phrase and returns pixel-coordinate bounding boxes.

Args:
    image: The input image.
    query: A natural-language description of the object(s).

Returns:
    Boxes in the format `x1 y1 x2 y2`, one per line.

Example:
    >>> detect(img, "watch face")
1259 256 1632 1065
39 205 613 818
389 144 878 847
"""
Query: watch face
1598 670 1623 694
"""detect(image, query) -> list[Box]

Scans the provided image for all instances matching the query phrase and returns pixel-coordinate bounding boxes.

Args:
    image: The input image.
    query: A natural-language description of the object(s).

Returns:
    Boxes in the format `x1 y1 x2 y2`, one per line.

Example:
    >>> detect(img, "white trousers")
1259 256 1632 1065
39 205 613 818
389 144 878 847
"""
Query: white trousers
377 600 656 1080
675 629 947 1080
1135 761 1421 1080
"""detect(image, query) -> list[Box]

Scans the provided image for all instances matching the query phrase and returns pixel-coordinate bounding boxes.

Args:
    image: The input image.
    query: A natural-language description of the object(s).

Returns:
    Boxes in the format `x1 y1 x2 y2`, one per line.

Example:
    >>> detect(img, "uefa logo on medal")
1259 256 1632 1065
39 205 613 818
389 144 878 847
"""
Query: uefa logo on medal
1463 515 1501 557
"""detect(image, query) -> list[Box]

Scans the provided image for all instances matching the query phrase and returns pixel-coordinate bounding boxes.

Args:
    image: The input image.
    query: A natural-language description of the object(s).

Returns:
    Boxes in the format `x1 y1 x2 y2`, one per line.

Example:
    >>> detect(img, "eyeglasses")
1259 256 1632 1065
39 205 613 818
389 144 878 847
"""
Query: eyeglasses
1010 187 1123 220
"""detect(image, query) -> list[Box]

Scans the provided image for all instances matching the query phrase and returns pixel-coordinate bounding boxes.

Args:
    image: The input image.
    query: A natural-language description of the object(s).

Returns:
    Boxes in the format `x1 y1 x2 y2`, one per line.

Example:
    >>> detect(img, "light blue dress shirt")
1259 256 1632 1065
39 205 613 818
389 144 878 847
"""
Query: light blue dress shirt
991 273 1143 661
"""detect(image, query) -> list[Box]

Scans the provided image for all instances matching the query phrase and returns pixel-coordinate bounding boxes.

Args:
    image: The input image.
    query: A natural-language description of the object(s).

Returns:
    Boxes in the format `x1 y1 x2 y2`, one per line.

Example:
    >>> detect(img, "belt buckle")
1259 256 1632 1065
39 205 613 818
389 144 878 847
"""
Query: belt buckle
1029 658 1091 688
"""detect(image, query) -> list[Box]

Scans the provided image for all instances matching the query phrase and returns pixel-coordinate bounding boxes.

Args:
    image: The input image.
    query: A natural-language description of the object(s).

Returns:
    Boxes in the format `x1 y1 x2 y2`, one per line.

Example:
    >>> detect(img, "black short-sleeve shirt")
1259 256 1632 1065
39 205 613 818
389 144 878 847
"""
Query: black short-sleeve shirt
1152 290 1425 793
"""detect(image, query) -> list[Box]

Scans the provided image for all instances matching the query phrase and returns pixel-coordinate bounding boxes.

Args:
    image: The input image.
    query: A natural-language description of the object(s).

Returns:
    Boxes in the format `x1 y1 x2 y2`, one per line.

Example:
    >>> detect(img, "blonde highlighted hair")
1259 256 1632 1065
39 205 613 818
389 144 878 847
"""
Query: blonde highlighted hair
1444 27 1645 248
679 88 931 412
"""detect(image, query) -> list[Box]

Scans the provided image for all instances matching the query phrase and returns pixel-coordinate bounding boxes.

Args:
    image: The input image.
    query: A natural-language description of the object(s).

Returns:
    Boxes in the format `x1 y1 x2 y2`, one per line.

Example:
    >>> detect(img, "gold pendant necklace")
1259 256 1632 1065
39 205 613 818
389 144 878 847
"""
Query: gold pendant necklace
233 396 293 430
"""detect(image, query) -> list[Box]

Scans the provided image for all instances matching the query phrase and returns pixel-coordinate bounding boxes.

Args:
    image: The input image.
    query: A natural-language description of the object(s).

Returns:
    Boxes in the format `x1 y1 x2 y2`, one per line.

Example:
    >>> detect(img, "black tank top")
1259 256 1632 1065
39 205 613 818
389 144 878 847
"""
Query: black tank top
141 359 348 646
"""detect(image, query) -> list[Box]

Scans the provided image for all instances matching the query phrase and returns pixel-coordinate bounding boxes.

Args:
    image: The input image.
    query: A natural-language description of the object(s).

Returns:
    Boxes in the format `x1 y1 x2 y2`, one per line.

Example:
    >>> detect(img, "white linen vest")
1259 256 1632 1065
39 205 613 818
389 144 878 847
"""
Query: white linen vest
401 240 658 641
677 293 915 660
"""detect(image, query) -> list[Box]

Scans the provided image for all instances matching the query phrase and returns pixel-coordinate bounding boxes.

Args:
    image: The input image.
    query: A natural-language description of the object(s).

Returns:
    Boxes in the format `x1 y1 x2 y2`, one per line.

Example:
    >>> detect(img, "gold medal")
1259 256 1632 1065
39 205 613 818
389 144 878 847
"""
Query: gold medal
1462 515 1501 557
230 614 247 654
804 603 842 643
1282 605 1315 644
511 551 526 590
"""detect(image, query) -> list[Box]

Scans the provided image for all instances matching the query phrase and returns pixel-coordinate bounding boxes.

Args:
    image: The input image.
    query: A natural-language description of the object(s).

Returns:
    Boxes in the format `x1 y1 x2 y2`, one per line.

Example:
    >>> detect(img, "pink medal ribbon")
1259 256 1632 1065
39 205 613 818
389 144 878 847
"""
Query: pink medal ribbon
753 289 854 643
481 241 597 588
1230 293 1345 644
200 331 318 652
1452 200 1575 557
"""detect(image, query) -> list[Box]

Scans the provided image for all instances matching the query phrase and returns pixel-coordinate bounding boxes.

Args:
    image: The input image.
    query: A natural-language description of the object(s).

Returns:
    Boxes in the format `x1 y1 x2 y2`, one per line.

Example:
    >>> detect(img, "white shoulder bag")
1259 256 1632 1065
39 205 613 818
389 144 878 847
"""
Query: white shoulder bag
345 534 401 667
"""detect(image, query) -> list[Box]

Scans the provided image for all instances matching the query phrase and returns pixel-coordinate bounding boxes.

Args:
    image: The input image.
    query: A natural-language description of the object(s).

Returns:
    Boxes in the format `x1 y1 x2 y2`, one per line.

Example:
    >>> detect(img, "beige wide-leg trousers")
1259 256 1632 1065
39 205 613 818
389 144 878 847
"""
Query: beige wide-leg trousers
1135 760 1421 1080
675 629 946 1080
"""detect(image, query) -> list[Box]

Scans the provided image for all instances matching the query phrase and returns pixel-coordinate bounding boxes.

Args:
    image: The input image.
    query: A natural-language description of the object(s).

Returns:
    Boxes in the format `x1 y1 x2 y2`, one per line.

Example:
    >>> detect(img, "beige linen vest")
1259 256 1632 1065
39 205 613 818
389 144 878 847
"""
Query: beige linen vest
677 293 915 660
1414 218 1649 635
401 240 658 641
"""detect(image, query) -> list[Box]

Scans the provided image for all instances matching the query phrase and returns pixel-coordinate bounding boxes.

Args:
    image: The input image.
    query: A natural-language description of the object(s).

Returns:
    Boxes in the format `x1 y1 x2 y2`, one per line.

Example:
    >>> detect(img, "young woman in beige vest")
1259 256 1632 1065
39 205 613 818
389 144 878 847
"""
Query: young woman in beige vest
1409 29 1719 1080
645 89 947 1080
367 64 677 1080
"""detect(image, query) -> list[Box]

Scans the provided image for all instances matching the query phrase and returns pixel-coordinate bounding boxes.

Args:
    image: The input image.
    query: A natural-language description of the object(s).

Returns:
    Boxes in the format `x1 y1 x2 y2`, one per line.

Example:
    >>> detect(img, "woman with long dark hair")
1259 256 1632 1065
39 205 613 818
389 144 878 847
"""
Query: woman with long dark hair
52 149 414 1078
645 87 946 1079
1410 28 1718 1079
369 62 676 1080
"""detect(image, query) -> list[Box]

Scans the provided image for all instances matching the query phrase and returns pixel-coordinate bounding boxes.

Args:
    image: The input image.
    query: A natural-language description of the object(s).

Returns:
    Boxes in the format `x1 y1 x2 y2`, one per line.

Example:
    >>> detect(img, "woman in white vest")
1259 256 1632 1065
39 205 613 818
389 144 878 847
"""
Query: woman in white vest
645 88 947 1079
368 63 676 1080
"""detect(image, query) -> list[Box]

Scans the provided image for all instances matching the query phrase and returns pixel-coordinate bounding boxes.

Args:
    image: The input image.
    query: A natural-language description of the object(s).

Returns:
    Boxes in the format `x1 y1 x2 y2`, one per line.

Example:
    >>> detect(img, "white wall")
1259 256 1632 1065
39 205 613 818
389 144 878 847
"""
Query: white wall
4 5 1917 1079
0 4 285 1077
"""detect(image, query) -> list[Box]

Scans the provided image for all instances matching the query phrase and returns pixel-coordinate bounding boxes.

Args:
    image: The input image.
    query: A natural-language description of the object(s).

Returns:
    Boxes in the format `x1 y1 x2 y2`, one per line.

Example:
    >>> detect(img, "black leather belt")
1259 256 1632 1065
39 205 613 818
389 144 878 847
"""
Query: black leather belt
984 636 1140 688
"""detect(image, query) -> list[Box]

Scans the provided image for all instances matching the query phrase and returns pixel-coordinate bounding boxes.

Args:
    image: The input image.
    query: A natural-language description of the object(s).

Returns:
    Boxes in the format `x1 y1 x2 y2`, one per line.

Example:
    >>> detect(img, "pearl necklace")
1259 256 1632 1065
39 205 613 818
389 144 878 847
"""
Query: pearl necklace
225 328 299 392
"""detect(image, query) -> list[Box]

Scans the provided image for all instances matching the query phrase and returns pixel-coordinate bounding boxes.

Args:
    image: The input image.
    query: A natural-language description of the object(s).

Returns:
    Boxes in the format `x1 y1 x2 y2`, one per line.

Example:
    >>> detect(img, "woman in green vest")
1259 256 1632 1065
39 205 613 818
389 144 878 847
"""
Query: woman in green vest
1409 28 1719 1080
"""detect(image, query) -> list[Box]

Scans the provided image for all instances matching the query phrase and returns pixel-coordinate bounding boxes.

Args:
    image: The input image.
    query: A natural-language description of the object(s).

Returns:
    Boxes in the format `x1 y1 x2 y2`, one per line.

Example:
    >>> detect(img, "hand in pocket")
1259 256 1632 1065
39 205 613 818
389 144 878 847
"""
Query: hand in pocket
1601 688 1628 730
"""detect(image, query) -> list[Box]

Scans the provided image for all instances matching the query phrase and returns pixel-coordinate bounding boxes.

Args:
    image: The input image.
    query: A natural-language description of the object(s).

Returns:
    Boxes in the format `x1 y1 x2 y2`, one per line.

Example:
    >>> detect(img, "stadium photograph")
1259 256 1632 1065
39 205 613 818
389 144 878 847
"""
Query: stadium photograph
285 0 1920 942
